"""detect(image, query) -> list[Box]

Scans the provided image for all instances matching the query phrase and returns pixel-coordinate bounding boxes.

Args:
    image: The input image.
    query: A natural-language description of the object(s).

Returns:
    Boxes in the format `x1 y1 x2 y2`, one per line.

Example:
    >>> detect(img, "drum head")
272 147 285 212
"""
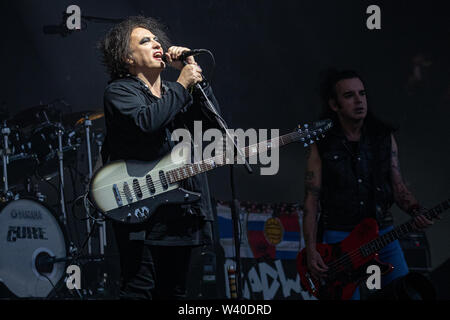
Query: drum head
0 199 68 298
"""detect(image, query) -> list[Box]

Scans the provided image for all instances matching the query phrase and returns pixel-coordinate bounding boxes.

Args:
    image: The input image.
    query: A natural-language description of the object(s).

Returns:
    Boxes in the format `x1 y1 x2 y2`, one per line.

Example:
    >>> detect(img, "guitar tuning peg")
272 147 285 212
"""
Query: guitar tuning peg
309 140 314 144
303 143 308 147
316 136 320 141
312 131 317 136
301 137 305 142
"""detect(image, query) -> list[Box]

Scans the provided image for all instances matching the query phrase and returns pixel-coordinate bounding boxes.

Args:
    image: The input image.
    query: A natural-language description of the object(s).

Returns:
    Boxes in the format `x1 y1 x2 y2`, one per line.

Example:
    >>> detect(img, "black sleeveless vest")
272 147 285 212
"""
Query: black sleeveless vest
317 121 394 231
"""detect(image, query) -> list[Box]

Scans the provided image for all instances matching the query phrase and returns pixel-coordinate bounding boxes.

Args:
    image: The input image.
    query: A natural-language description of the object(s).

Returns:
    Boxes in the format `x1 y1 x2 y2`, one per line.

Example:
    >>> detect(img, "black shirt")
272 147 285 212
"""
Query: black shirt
103 75 220 245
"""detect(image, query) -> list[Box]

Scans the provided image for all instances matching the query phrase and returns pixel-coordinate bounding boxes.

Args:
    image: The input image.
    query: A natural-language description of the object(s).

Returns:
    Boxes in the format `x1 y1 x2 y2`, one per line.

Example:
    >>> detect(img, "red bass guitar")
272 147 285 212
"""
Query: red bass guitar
296 198 449 300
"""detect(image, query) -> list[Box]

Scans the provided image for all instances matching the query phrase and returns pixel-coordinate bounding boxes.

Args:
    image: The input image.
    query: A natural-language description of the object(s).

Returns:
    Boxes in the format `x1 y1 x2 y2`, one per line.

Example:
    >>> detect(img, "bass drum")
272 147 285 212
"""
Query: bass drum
0 198 69 298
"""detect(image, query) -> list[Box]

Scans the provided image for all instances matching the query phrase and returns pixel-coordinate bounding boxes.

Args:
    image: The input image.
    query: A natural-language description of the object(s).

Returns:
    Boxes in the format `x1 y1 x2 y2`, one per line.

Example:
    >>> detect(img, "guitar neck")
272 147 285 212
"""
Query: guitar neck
361 198 450 257
166 131 304 183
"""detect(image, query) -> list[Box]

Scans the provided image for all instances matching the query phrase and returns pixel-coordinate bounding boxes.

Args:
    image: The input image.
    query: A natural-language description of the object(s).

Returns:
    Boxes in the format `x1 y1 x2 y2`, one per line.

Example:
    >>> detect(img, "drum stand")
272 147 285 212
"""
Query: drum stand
56 122 79 272
56 123 68 226
1 122 13 199
83 116 106 256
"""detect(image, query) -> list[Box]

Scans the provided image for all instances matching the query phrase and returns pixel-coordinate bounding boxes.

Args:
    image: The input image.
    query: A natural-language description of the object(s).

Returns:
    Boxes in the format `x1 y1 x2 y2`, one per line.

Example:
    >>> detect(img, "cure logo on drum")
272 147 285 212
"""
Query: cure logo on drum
6 226 48 242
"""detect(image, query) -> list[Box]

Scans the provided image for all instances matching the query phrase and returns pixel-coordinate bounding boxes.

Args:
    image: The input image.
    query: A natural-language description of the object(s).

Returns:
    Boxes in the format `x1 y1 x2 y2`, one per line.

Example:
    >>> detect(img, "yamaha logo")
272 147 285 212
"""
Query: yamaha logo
10 209 43 220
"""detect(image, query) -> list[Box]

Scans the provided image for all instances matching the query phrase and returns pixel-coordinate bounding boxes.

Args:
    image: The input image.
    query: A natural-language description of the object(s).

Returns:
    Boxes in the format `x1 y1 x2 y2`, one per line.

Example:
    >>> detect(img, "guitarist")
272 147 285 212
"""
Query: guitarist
302 69 433 299
98 16 220 299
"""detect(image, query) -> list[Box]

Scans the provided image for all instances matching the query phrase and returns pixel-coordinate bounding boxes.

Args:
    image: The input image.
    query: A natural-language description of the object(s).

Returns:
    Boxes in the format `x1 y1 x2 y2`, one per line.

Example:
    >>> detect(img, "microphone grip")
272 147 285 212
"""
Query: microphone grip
162 49 205 63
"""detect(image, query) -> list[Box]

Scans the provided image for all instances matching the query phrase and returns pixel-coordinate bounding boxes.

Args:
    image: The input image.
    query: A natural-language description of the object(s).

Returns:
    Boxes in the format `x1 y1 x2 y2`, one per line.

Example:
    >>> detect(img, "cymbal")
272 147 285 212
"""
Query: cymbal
74 111 104 126
10 104 61 127
62 110 104 127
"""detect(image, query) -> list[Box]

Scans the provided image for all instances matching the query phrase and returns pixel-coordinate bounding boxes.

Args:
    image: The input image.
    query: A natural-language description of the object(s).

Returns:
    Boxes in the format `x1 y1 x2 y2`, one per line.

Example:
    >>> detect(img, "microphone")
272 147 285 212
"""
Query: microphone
162 49 208 63
179 49 208 60
35 252 56 274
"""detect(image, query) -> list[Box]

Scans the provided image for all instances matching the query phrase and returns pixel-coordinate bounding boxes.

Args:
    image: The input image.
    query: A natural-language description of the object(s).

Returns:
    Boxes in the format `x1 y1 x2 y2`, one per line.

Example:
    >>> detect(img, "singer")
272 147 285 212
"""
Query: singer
99 16 221 300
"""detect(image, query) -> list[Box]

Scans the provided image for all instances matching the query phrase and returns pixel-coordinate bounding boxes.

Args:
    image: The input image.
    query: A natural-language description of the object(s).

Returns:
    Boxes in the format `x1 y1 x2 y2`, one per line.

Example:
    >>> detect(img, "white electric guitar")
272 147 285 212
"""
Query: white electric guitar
89 119 333 224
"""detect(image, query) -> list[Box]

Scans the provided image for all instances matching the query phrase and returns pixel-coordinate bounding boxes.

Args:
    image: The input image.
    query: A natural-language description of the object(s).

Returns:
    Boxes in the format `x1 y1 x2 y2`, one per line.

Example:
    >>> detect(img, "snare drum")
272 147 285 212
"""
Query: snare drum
0 198 69 298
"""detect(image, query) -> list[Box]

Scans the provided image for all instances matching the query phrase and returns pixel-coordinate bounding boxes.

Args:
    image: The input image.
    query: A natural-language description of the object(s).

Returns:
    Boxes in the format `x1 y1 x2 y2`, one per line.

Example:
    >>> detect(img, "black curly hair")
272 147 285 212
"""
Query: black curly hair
99 16 171 80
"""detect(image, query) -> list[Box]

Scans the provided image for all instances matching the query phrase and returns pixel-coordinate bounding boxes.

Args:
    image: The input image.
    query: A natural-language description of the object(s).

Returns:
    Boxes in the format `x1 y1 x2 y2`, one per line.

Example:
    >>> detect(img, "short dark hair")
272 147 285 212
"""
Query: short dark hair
319 68 395 133
98 16 171 80
319 69 365 108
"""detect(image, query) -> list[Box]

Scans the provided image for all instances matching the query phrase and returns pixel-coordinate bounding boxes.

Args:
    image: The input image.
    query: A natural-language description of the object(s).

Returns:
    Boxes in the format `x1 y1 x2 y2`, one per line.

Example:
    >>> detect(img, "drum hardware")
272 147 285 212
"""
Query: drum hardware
36 252 85 300
92 130 106 256
82 116 107 256
0 103 111 299
9 104 58 132
1 121 11 194
30 122 80 180
83 117 93 255
25 178 47 202
1 124 38 192
62 110 106 256
56 122 68 227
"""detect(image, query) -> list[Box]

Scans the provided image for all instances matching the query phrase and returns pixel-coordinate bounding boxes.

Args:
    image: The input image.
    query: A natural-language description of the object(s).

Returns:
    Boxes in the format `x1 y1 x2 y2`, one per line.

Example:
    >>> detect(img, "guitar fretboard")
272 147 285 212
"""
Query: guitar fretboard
361 198 450 257
166 131 307 183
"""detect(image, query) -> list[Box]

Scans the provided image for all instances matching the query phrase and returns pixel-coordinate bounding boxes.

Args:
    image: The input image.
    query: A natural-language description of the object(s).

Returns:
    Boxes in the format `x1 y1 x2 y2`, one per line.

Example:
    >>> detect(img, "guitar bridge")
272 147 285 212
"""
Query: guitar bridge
112 184 123 207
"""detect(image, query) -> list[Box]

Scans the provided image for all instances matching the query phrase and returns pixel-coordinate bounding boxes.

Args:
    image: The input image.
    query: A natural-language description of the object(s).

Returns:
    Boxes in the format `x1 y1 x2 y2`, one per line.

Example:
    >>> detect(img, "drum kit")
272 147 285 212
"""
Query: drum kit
0 103 107 299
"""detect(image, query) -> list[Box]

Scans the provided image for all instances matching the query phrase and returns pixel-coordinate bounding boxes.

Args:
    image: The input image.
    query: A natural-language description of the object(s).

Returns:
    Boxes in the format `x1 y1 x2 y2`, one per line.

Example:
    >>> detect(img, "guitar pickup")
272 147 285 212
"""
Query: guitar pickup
146 174 156 194
123 182 133 203
159 171 168 190
112 184 123 207
133 179 143 199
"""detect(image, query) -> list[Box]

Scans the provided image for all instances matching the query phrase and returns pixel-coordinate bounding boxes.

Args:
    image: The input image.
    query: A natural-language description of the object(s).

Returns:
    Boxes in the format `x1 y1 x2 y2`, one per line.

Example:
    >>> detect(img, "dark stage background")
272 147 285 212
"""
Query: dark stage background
0 0 449 292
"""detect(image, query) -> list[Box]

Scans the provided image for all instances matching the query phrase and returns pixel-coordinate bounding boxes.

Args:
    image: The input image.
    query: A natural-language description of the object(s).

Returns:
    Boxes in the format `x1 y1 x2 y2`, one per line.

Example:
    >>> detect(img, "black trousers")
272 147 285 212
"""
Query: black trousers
115 235 193 300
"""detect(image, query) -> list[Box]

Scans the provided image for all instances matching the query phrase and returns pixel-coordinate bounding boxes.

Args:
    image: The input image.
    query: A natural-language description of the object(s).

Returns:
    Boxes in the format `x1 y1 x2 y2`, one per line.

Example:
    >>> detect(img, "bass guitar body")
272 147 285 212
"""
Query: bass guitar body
89 146 201 224
297 218 393 300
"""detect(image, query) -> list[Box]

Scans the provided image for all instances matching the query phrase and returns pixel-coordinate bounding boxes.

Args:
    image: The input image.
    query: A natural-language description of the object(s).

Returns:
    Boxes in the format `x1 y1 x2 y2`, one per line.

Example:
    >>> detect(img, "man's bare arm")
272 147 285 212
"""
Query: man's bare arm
302 144 328 278
303 144 322 249
390 134 421 215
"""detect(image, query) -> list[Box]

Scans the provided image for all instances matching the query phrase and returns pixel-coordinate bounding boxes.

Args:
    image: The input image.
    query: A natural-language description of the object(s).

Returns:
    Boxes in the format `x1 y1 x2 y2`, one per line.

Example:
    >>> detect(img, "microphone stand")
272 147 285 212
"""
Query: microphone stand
191 73 252 300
